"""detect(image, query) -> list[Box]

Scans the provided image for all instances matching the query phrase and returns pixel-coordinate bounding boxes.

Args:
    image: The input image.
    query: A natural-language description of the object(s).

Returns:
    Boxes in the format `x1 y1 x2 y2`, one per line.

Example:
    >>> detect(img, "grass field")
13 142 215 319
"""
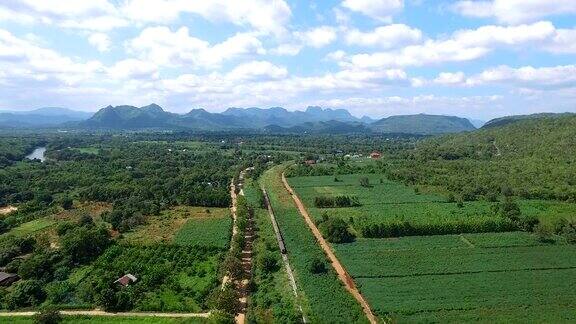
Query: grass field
333 232 576 322
7 217 56 237
123 206 231 249
261 165 368 323
0 316 208 324
173 208 231 249
288 174 576 235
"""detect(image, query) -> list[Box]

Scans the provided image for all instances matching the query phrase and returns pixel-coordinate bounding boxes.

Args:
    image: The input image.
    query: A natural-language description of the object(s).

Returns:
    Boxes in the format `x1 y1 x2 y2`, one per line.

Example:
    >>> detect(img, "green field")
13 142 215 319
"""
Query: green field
173 210 232 249
123 207 231 249
6 217 56 237
261 165 367 323
0 316 208 324
334 232 576 322
288 173 576 236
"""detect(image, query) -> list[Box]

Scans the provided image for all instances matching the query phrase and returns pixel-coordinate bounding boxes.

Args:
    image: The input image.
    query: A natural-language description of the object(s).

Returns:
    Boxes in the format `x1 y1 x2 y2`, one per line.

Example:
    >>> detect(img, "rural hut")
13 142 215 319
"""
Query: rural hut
0 272 20 286
115 274 137 287
370 152 381 159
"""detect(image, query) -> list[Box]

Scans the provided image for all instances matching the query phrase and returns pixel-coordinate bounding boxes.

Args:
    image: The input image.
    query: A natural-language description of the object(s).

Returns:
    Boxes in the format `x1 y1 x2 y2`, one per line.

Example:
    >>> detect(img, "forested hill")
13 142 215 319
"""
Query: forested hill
370 114 476 135
400 114 576 201
482 112 574 129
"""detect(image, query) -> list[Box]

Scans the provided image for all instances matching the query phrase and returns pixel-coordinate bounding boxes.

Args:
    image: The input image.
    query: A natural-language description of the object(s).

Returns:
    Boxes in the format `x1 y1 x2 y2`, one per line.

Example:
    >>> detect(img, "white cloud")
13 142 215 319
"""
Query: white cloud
121 0 292 35
342 21 560 69
467 65 576 89
129 27 265 68
0 0 127 31
88 33 111 52
434 72 466 85
453 0 576 24
227 61 288 81
271 43 303 56
108 59 158 80
545 28 576 54
295 26 337 48
345 24 422 48
342 0 403 21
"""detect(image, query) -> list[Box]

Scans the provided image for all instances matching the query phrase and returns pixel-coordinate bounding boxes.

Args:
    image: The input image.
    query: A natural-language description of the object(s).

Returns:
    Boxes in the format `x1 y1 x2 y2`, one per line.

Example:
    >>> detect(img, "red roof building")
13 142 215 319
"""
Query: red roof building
370 152 381 159
115 274 137 287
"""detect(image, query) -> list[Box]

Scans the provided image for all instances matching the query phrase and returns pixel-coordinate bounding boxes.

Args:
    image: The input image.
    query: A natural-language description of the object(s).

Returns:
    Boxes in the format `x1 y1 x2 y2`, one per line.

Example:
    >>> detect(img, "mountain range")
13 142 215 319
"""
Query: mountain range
0 107 92 127
4 104 567 135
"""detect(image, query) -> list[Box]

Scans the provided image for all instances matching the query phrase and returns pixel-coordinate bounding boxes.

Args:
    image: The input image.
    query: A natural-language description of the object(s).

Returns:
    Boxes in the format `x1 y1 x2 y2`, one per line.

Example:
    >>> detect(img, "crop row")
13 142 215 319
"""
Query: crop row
261 165 368 324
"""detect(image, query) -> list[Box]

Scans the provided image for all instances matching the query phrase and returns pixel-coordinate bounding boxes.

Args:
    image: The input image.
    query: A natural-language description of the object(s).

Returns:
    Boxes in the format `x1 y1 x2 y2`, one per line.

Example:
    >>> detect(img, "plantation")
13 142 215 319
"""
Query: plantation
333 232 576 322
288 173 576 237
260 165 368 323
173 210 232 249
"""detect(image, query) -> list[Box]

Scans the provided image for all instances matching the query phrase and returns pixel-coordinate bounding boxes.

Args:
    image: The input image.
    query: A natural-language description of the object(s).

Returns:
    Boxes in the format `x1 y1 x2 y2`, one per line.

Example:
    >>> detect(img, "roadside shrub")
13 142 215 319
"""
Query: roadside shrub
318 217 355 243
34 308 62 324
309 257 327 274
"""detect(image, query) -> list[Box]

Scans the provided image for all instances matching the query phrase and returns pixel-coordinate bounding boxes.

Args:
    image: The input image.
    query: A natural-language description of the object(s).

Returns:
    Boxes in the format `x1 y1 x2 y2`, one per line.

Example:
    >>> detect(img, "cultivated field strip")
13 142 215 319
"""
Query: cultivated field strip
333 233 576 322
261 165 368 323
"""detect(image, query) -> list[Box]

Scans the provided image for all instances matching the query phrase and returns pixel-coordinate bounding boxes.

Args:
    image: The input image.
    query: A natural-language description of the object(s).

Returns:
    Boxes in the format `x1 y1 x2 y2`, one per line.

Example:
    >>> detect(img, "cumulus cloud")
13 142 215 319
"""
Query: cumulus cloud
227 61 288 81
342 0 403 22
108 59 158 80
295 26 338 48
467 65 576 89
121 0 292 35
453 0 576 24
88 33 111 52
0 0 128 31
128 27 265 68
345 24 422 48
341 21 562 69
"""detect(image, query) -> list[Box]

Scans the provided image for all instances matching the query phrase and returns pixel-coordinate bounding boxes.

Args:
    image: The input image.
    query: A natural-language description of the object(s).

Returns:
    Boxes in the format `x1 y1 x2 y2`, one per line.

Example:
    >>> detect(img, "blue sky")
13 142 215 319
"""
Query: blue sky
0 0 575 120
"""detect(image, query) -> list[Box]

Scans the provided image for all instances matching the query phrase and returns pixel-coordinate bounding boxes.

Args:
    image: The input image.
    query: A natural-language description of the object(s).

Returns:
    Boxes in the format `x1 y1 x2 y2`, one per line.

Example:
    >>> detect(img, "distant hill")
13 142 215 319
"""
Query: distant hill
370 114 476 135
0 107 92 127
83 104 177 129
221 106 363 128
82 104 373 131
263 120 371 134
482 112 575 129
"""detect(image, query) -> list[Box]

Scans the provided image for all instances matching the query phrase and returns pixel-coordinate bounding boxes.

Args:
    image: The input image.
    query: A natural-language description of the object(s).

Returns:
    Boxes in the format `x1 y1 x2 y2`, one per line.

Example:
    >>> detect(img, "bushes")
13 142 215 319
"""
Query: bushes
309 257 327 274
314 195 361 208
361 219 517 238
317 216 355 243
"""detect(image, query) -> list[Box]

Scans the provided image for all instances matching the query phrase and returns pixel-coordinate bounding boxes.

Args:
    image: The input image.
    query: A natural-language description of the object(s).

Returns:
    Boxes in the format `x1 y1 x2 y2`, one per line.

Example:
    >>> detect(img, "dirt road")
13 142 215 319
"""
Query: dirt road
282 173 379 324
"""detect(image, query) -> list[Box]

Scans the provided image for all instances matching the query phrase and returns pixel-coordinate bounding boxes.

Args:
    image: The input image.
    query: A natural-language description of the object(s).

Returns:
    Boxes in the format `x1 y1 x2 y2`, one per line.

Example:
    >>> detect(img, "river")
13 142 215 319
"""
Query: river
25 147 47 162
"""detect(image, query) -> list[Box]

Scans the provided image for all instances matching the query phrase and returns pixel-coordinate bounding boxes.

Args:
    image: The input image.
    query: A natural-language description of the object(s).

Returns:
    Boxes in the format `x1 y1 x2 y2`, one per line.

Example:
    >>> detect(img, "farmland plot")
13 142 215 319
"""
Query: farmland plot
288 174 576 236
334 233 576 322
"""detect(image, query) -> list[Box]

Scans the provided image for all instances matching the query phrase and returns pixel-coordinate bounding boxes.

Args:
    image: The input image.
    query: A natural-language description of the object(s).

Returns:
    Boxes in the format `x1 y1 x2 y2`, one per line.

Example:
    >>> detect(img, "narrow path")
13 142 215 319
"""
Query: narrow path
262 188 307 323
282 173 379 324
233 169 254 324
0 310 210 318
222 178 240 289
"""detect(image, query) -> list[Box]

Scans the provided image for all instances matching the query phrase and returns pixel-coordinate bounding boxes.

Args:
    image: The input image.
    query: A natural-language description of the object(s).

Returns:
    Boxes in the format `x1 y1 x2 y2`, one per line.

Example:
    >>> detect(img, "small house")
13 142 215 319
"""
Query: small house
370 152 381 159
0 272 20 287
304 160 316 165
115 274 137 287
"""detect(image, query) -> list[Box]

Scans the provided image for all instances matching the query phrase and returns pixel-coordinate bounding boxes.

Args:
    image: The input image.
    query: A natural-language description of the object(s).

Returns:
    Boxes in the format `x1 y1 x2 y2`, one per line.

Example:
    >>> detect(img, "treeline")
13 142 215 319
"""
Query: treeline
314 195 360 208
387 115 576 202
359 198 539 238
